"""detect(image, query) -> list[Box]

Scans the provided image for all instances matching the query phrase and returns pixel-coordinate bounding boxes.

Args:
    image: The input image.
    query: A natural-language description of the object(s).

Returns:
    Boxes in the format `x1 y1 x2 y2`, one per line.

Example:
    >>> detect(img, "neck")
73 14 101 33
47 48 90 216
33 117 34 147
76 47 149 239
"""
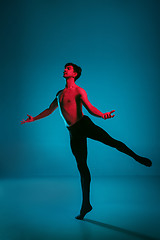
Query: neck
65 77 76 89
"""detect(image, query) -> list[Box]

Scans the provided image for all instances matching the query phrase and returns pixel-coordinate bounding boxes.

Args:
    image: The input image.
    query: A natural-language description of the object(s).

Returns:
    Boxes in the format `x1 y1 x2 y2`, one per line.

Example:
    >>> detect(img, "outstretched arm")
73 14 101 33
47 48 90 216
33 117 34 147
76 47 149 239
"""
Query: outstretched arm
80 88 115 119
21 97 58 124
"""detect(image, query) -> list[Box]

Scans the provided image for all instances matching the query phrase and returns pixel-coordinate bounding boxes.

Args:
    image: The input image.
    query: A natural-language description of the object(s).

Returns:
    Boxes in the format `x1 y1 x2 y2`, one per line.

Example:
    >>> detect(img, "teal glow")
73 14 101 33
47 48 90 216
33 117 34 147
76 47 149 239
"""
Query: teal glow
1 0 159 178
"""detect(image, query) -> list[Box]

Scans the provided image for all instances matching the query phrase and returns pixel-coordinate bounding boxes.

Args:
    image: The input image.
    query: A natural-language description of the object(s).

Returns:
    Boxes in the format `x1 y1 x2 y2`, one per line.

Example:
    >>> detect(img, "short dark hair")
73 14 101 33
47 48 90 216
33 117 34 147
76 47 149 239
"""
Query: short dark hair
65 63 82 81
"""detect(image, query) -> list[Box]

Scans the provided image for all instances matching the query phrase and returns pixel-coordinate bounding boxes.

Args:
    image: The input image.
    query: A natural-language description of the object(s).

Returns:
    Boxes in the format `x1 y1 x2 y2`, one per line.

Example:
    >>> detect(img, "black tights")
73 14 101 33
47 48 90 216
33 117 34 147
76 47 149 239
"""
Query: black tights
67 115 150 210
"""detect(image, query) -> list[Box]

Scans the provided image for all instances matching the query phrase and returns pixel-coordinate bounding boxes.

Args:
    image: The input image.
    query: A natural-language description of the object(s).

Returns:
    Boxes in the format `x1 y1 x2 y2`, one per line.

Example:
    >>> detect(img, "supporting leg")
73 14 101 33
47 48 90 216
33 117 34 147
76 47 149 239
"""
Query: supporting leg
70 136 93 220
76 162 92 220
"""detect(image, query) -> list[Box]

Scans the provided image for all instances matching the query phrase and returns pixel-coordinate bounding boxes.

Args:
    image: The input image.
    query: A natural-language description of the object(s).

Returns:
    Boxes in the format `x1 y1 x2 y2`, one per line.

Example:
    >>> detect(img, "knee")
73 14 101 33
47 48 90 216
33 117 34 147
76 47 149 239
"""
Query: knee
114 140 126 150
77 163 91 181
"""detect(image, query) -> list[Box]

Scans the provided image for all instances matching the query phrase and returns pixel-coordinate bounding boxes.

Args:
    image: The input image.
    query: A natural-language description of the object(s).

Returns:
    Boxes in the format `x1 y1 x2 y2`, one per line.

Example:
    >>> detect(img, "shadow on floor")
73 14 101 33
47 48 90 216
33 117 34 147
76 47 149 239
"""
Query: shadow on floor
84 219 157 240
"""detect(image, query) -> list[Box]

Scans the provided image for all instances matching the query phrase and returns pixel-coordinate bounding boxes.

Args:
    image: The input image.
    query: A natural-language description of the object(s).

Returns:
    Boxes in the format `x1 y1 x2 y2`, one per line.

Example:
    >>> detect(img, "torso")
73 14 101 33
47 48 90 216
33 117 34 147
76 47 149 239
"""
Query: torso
57 86 84 126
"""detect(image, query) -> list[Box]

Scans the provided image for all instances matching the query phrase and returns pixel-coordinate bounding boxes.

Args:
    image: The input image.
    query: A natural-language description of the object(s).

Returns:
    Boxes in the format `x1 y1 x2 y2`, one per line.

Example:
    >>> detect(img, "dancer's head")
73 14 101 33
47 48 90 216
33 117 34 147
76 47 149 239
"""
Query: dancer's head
64 63 82 81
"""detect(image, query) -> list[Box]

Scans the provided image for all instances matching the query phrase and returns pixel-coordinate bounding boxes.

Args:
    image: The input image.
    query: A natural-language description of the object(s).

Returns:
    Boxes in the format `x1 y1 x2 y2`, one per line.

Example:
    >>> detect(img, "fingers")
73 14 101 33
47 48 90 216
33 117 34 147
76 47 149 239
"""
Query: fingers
104 113 110 119
21 114 30 124
103 110 115 120
110 110 115 114
21 114 32 124
21 118 27 124
109 110 115 118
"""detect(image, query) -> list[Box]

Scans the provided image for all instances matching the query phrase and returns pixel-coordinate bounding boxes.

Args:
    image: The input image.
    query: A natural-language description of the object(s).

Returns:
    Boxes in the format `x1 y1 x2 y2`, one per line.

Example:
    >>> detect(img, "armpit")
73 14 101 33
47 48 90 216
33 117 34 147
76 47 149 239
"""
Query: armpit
56 90 63 97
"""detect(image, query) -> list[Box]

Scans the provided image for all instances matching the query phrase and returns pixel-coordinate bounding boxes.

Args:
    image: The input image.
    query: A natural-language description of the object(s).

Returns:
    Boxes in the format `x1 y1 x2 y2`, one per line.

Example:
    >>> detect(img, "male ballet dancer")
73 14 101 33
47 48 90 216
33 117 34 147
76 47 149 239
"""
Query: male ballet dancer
21 63 152 220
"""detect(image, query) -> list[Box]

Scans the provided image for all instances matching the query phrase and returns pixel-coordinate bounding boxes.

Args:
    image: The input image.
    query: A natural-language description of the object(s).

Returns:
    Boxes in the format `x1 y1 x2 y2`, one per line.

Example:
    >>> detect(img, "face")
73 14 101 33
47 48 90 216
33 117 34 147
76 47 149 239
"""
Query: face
63 65 77 79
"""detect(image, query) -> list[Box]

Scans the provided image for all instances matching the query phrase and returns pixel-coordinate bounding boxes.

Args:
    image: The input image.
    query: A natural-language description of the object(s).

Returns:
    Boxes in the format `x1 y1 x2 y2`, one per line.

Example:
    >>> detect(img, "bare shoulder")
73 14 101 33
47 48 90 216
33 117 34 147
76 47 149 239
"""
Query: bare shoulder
77 86 87 96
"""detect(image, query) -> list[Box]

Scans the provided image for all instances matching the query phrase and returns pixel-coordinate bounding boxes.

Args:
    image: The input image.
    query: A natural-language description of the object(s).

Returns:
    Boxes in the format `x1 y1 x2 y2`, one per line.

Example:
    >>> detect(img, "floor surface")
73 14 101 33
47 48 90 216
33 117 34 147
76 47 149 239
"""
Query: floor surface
0 176 159 240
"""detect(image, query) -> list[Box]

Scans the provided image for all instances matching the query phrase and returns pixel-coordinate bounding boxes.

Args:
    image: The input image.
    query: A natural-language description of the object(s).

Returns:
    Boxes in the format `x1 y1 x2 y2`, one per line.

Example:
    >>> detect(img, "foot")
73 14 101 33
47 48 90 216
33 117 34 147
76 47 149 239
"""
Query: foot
135 156 152 167
75 204 93 220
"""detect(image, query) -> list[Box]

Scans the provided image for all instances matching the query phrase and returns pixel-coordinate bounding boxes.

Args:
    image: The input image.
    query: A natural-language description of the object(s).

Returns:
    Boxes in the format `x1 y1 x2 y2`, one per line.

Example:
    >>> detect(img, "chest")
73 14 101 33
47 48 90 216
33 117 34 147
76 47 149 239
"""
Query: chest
59 90 80 105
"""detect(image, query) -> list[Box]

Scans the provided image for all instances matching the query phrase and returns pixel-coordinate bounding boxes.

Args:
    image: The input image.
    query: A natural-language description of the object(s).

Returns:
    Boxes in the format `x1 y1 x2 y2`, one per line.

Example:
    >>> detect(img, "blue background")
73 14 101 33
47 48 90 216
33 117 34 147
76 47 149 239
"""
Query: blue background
1 0 160 178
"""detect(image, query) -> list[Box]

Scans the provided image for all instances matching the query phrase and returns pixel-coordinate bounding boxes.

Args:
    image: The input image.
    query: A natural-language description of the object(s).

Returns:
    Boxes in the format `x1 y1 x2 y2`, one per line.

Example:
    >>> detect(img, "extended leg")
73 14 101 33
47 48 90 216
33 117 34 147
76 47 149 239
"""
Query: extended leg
70 136 93 220
86 119 152 167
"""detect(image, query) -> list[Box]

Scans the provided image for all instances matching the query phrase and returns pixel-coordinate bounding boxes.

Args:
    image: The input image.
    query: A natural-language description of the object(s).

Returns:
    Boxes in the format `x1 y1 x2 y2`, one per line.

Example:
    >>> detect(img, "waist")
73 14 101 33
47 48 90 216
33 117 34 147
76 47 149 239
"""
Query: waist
67 115 88 130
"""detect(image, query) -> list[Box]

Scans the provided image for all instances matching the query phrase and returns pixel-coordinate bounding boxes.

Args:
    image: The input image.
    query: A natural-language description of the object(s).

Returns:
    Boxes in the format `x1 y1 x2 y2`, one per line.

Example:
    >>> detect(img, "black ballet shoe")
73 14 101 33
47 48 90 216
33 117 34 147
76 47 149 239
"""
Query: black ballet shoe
136 156 152 167
75 205 93 220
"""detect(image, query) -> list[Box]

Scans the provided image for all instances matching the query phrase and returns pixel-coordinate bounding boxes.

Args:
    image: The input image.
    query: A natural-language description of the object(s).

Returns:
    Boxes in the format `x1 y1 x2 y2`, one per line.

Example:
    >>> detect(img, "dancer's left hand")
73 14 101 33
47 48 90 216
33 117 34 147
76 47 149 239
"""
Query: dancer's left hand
103 110 115 119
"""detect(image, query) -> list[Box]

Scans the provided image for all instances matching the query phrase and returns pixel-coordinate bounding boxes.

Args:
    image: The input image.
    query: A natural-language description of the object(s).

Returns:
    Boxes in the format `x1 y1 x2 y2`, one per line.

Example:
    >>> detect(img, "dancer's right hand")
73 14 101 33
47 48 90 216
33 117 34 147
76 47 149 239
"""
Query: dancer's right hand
21 114 34 124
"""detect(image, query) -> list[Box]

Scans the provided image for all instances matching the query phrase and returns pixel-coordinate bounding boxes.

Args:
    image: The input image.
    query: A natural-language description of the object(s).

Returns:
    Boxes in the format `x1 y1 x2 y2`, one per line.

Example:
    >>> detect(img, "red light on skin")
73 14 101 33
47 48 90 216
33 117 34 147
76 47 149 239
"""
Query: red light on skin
21 62 152 221
63 66 77 79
